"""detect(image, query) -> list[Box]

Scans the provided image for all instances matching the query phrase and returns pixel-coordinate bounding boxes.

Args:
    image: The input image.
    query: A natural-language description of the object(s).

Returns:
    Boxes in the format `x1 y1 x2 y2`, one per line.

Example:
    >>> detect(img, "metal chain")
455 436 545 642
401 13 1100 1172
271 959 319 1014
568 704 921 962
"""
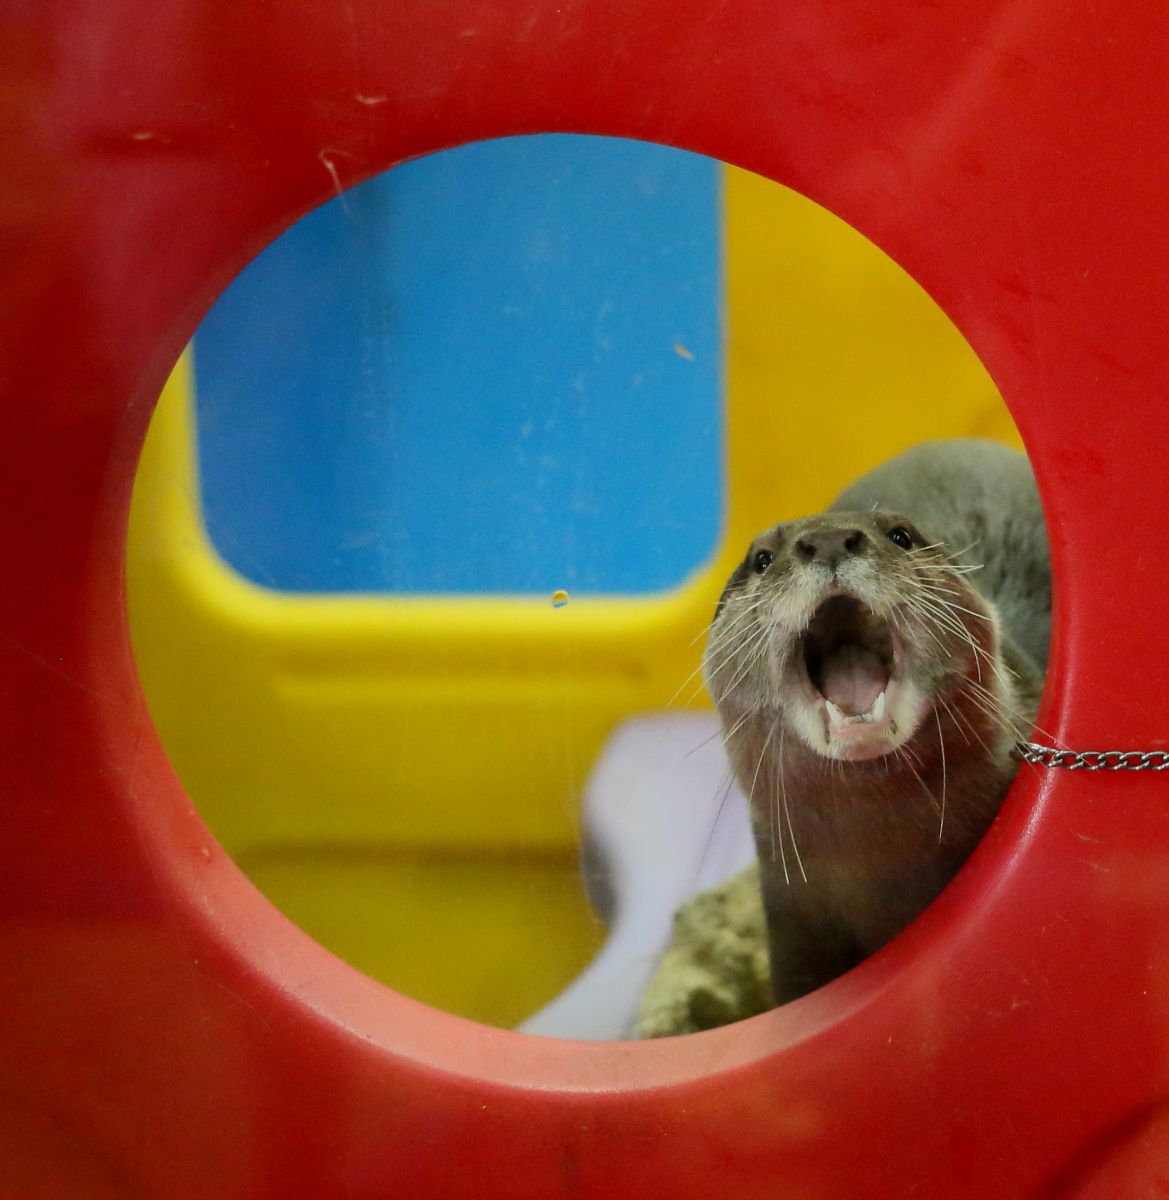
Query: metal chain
1014 741 1169 772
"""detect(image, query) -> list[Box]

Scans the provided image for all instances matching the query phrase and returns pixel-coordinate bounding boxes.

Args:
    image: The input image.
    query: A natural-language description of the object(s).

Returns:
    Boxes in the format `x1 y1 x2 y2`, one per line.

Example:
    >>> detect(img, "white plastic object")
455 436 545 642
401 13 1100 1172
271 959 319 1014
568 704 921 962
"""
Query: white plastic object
519 711 754 1040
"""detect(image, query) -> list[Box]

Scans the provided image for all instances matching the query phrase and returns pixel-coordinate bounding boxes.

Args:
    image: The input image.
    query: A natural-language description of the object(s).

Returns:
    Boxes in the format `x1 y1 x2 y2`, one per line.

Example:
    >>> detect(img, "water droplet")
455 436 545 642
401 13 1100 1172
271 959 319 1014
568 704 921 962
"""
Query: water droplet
551 589 569 608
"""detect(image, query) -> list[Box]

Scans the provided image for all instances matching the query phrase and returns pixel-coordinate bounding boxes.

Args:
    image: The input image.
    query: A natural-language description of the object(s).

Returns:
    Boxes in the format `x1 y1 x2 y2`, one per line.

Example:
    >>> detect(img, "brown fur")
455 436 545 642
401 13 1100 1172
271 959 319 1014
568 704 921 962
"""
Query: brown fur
705 440 1048 1004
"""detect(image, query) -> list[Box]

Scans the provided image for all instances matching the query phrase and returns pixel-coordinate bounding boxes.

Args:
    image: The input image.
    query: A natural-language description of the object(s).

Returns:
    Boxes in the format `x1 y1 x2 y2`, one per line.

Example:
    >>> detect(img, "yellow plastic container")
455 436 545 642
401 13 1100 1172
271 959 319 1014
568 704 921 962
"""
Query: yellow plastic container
127 163 1016 1026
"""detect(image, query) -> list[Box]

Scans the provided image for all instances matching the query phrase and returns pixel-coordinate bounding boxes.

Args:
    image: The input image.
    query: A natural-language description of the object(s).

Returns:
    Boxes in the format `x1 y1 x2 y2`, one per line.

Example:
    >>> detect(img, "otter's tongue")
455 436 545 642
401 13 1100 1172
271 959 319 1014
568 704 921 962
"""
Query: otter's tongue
819 644 888 716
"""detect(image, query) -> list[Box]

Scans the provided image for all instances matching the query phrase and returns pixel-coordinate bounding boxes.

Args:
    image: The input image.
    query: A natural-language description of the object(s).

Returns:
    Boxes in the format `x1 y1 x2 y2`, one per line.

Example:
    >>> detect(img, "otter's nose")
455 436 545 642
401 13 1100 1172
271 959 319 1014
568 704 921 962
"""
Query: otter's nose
794 527 868 567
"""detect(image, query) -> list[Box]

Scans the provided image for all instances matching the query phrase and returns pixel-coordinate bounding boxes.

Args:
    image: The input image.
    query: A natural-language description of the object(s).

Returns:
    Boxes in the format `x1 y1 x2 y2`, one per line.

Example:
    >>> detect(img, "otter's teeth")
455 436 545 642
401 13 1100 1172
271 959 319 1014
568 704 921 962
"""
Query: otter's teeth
825 691 888 728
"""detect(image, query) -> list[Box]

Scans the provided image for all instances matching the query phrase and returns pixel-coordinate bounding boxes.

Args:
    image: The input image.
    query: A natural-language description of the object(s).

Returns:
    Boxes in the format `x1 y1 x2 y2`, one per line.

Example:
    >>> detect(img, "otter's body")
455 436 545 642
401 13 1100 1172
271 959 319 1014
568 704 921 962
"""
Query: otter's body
705 439 1049 1005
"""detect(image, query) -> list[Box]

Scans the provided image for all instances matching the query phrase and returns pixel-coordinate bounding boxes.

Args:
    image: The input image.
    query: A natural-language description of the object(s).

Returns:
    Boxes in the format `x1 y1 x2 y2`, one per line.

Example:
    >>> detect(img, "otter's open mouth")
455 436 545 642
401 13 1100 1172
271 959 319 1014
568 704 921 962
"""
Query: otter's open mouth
800 594 900 755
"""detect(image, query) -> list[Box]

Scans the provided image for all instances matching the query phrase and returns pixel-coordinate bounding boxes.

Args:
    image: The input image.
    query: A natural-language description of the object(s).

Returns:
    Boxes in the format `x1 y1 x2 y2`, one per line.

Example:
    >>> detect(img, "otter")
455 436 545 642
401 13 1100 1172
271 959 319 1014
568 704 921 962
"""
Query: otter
699 438 1049 1008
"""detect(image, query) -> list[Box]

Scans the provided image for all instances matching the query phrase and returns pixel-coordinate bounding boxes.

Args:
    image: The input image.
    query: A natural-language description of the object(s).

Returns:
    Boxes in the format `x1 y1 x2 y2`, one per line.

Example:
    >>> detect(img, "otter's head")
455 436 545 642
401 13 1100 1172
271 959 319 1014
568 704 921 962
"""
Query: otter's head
705 510 1000 763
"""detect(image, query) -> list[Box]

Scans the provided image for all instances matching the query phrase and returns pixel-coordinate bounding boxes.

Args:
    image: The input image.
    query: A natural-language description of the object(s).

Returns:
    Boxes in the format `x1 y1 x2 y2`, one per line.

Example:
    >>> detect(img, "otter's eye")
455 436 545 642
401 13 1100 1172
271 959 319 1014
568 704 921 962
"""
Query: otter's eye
886 526 913 550
752 549 775 574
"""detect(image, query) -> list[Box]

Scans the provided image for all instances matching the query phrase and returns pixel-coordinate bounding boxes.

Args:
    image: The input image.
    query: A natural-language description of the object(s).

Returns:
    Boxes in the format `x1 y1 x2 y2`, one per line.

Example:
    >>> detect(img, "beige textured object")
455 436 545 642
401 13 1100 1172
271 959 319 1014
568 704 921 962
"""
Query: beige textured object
635 864 774 1038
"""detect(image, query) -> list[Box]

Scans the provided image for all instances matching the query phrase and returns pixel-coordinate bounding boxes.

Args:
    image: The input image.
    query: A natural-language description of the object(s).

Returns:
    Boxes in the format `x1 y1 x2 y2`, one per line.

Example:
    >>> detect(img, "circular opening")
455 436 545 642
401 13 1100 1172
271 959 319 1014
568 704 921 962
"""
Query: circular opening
128 133 1046 1039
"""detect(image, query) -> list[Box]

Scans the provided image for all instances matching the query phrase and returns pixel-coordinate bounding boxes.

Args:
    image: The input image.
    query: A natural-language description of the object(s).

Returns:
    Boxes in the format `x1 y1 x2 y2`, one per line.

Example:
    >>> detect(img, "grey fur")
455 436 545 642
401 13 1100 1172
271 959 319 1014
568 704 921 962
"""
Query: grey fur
834 438 1050 675
704 438 1050 1007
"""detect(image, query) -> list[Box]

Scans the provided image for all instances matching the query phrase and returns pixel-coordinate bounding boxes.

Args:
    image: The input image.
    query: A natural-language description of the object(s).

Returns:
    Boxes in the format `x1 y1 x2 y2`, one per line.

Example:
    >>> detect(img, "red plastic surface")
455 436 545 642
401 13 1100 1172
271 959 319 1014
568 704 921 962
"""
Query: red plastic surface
5 2 1169 1196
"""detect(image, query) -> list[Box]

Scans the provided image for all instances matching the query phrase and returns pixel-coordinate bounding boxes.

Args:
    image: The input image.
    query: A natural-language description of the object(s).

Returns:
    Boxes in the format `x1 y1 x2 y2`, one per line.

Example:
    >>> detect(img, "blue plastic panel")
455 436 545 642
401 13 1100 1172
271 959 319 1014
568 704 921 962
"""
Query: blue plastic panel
194 134 724 594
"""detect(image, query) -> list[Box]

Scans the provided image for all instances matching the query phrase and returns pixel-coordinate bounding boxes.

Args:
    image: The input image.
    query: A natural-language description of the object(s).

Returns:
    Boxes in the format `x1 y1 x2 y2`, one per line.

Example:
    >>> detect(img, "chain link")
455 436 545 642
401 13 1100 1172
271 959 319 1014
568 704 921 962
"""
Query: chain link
1014 741 1169 772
